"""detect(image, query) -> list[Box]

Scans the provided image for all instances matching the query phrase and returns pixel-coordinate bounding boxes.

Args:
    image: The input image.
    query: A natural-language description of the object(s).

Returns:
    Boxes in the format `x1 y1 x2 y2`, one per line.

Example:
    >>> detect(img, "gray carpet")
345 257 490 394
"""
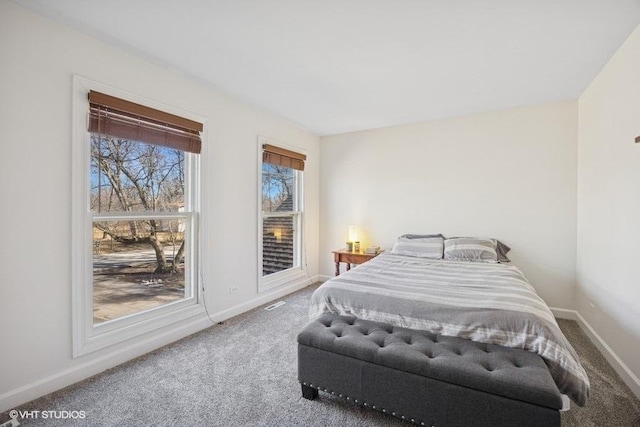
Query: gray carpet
3 284 640 426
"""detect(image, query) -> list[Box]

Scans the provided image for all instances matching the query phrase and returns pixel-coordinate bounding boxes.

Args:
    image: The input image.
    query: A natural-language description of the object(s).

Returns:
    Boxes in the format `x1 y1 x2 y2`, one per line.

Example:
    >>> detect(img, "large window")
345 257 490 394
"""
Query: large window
72 80 204 356
259 140 306 291
90 137 191 324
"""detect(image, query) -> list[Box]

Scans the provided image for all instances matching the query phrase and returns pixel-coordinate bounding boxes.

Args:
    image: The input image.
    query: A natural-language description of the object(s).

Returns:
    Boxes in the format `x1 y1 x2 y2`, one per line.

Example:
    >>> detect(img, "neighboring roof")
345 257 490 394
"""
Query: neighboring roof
262 194 295 276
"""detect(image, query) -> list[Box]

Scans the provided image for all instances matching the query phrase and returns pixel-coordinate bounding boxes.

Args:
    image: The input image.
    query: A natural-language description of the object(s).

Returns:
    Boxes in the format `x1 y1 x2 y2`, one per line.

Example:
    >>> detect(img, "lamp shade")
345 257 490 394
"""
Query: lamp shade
348 225 358 242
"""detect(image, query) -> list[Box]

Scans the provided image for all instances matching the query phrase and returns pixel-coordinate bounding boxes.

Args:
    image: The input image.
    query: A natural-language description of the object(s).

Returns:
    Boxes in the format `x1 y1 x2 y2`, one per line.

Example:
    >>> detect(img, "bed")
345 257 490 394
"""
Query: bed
298 236 589 425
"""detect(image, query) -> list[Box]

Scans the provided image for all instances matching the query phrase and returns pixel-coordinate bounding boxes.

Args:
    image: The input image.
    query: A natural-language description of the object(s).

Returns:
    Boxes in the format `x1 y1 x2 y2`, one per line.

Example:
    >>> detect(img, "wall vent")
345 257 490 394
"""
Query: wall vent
264 301 286 311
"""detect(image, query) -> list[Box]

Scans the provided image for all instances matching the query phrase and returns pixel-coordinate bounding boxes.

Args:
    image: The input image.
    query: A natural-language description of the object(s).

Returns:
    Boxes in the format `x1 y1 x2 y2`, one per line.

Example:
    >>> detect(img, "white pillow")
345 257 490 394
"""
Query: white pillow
391 236 444 259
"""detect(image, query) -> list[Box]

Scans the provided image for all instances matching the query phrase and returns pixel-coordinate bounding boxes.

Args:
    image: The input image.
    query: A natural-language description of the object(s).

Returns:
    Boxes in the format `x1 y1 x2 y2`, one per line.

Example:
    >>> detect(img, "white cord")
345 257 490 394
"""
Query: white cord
200 272 219 325
199 211 315 326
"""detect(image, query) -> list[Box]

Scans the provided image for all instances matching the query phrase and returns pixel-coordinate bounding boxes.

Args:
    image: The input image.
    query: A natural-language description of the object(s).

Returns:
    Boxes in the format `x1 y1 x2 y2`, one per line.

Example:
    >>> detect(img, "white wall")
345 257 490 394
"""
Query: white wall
577 25 640 387
320 100 578 308
3 0 639 412
0 2 319 410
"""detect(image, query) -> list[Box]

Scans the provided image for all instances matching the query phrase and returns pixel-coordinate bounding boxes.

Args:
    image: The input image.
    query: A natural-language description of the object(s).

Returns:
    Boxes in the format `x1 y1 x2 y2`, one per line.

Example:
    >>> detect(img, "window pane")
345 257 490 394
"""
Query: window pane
93 219 187 324
262 216 294 276
90 135 185 213
262 163 295 212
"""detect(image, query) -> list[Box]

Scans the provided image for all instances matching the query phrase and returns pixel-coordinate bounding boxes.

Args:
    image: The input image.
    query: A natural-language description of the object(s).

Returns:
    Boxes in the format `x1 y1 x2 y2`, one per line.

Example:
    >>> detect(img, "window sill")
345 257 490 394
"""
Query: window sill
260 267 307 293
74 301 206 358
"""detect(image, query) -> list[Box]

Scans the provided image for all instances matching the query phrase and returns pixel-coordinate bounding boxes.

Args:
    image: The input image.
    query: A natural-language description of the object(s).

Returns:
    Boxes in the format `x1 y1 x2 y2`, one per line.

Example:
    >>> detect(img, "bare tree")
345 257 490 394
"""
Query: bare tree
91 136 185 273
262 164 293 211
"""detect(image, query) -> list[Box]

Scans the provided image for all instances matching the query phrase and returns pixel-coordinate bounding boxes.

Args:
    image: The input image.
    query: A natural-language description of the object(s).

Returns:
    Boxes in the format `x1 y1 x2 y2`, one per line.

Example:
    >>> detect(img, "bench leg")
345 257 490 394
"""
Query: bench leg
301 384 318 400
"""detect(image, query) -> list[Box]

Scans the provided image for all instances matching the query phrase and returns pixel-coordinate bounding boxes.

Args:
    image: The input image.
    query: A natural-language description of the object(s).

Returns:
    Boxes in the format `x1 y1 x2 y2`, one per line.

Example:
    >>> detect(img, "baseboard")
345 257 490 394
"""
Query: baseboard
574 311 640 399
207 276 317 324
0 276 320 414
549 307 578 320
317 274 332 282
0 314 212 413
551 307 640 400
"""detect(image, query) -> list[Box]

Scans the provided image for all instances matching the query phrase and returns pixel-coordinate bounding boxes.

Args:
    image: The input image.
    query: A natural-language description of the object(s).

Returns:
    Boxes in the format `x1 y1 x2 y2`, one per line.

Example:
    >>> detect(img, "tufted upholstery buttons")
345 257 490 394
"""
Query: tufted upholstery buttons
298 313 563 410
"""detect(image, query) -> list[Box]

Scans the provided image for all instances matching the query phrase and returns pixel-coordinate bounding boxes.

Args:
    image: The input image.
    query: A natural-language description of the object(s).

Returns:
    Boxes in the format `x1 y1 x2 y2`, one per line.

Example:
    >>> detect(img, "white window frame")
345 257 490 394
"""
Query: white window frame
72 76 206 357
257 137 306 292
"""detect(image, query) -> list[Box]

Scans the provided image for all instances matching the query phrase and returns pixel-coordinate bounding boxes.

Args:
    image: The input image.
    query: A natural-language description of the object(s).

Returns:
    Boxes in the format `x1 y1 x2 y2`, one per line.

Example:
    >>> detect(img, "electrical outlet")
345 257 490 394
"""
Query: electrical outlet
229 286 238 295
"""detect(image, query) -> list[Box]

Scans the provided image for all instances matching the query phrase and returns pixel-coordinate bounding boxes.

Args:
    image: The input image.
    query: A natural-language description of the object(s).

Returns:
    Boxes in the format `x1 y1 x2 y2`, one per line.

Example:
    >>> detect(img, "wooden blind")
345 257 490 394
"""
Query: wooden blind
262 144 306 171
88 90 203 154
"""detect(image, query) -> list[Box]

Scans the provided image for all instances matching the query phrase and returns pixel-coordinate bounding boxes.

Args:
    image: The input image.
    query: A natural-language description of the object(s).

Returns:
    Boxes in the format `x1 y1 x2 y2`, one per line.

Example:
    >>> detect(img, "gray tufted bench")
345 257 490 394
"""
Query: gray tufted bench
298 313 563 426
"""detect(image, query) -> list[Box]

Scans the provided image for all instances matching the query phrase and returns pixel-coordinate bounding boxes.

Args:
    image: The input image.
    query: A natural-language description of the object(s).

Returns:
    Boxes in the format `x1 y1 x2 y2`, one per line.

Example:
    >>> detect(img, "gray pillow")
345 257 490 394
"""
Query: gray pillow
399 233 444 239
391 236 444 259
494 240 511 263
444 237 498 263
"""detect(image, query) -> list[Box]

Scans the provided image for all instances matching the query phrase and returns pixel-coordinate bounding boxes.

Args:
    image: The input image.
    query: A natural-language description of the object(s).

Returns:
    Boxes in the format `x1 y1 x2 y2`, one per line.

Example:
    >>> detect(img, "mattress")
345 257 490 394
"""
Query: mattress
309 252 590 406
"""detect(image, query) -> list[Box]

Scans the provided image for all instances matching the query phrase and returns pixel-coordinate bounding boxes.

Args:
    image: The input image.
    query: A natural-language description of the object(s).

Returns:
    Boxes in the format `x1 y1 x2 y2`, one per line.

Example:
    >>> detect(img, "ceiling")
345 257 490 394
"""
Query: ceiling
15 0 640 135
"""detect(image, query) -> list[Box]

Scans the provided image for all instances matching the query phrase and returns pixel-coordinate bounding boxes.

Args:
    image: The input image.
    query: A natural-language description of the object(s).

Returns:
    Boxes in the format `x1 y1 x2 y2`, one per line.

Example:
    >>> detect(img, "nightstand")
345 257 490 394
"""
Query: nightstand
332 249 381 276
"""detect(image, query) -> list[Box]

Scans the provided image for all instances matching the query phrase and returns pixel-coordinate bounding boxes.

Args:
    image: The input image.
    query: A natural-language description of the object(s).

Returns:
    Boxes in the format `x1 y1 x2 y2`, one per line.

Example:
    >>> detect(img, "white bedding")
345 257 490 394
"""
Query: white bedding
310 252 590 406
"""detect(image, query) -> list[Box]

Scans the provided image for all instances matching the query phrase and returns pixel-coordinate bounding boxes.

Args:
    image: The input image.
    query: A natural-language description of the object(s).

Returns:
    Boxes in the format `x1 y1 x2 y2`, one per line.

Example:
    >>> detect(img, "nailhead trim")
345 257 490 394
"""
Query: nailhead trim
301 381 427 425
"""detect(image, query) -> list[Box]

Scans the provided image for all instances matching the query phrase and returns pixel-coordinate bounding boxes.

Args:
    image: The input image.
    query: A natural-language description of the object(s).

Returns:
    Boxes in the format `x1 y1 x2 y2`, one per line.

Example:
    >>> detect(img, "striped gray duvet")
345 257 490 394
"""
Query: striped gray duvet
310 252 590 406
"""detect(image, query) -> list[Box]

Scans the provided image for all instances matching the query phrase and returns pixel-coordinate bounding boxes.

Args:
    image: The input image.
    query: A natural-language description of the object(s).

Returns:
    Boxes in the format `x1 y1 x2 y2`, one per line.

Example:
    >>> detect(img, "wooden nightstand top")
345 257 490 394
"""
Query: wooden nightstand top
332 248 382 276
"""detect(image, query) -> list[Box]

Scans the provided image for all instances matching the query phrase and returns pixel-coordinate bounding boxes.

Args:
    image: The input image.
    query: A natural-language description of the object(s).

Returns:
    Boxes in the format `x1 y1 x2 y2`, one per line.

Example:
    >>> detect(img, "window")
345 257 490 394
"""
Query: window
258 140 306 291
90 138 191 325
72 79 205 356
